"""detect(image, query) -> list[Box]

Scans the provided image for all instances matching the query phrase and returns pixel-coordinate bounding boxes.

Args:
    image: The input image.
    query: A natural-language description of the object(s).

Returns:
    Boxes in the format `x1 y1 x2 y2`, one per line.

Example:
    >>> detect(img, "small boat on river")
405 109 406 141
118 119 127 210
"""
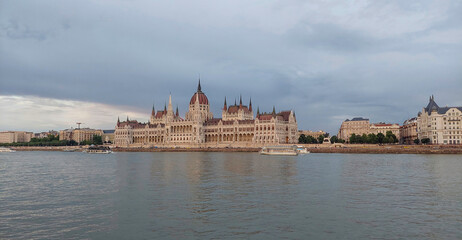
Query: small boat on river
0 147 16 152
84 145 112 154
296 146 310 154
260 145 298 156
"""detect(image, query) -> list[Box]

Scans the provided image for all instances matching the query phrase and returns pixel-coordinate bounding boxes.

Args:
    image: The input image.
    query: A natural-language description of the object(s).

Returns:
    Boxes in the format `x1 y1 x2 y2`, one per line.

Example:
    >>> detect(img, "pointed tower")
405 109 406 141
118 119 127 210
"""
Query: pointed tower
257 106 260 116
151 104 155 116
117 116 120 127
272 106 276 116
126 116 129 122
249 98 252 112
167 94 174 122
239 94 243 108
176 105 179 117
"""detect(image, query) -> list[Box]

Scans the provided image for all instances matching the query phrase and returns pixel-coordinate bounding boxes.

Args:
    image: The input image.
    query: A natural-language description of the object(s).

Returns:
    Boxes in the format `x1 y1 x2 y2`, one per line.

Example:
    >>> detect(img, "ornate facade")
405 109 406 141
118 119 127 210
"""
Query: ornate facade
417 96 462 144
114 81 298 147
338 117 400 142
400 117 417 144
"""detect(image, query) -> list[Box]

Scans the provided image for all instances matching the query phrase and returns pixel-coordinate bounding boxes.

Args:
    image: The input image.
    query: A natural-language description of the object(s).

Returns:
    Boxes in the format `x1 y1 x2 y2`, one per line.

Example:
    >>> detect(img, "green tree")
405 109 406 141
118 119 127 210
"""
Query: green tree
421 138 431 144
330 135 338 144
349 134 357 144
92 135 103 145
299 134 307 144
377 133 385 144
367 133 378 144
317 135 325 144
385 131 398 143
413 138 420 144
305 136 317 144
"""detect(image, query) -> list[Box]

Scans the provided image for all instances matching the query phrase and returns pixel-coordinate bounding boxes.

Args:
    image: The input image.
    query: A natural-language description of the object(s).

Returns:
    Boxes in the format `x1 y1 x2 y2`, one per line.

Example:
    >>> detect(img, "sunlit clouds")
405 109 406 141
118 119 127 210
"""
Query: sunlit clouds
0 95 147 132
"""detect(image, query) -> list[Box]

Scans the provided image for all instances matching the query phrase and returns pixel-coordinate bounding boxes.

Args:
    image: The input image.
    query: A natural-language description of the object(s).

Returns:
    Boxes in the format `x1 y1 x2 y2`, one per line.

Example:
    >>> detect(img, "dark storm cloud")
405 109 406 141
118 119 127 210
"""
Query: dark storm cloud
1 0 461 133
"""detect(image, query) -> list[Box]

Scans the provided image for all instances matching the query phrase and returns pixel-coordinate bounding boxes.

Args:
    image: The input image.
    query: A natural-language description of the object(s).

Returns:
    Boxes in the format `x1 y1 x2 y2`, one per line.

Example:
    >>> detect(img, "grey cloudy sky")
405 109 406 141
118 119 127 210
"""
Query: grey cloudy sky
1 0 461 133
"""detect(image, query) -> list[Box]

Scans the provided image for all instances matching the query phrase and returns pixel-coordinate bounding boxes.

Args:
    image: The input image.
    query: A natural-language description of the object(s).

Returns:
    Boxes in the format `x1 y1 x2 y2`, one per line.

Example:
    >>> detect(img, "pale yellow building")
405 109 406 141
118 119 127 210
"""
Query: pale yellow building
114 81 298 147
337 117 370 141
0 131 33 143
297 130 326 138
338 118 401 142
400 117 417 144
370 123 400 136
417 96 462 144
59 128 103 143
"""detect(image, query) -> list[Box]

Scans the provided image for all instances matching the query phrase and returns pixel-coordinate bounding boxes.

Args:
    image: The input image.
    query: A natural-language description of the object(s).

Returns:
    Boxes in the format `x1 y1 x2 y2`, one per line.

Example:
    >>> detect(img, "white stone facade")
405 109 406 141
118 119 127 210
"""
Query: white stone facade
114 81 298 147
417 96 462 144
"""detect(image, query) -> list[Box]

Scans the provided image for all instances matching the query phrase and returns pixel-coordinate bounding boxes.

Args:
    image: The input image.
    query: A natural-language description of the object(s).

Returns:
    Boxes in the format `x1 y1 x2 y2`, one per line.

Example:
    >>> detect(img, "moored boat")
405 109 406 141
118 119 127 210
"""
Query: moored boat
62 148 78 152
84 145 112 154
296 146 310 154
260 145 298 156
0 147 16 152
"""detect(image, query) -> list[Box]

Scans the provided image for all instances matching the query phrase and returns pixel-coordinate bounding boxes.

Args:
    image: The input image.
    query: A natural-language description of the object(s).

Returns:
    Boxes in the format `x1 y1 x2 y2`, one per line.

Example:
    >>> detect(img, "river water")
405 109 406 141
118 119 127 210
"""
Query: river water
0 152 461 239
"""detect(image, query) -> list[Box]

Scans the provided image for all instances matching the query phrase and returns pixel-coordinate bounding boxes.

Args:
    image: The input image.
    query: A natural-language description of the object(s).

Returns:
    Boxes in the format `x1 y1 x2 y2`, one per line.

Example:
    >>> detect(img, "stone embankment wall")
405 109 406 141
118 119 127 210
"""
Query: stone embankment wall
10 144 462 154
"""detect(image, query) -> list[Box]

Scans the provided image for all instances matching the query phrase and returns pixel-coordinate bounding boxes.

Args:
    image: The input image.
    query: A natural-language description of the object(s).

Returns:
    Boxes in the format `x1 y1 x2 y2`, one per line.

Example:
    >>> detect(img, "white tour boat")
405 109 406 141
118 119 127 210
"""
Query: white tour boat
260 145 298 156
0 147 16 152
84 145 112 154
296 146 310 154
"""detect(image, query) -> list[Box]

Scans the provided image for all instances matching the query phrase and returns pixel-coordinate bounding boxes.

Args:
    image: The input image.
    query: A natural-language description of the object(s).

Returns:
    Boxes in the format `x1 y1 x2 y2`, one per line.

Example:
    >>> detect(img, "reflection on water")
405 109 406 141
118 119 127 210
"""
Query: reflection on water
0 152 461 239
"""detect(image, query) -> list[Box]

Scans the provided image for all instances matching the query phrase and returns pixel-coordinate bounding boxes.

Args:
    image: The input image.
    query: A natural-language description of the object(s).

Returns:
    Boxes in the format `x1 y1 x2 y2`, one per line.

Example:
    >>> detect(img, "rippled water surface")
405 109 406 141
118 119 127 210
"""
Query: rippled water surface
1 152 462 239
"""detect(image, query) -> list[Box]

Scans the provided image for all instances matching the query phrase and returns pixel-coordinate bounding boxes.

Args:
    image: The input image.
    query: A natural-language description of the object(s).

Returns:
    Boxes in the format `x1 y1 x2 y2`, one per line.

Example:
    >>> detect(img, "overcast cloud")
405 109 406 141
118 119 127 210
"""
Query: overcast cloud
1 0 461 133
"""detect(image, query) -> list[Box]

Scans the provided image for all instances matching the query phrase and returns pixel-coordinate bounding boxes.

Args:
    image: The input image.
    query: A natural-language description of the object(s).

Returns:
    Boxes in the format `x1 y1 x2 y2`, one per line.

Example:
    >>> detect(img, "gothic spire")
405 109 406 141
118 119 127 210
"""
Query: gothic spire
126 116 129 121
249 97 252 111
234 98 237 106
151 103 155 116
164 102 167 112
239 94 242 106
257 106 260 116
272 106 276 115
197 78 202 92
176 105 179 116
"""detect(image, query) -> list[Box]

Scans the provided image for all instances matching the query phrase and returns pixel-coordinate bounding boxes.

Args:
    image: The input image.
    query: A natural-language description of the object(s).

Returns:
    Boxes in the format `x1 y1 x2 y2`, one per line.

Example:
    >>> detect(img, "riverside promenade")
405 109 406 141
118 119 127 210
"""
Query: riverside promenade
9 144 462 154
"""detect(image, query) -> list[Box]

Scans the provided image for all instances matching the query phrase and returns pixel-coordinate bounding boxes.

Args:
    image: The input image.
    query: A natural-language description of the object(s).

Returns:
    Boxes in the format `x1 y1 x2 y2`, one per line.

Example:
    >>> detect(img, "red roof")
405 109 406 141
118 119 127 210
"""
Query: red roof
155 111 166 118
258 114 273 121
278 111 291 121
190 92 209 105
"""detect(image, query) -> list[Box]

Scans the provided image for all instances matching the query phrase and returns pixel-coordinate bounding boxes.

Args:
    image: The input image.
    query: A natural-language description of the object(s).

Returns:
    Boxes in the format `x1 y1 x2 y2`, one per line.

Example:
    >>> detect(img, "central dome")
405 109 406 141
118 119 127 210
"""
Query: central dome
190 92 209 105
189 79 209 105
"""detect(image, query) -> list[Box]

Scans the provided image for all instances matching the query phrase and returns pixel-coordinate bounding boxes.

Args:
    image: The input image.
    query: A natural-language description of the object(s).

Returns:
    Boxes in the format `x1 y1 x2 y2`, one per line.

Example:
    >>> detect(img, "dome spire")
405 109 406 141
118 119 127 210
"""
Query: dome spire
197 77 202 92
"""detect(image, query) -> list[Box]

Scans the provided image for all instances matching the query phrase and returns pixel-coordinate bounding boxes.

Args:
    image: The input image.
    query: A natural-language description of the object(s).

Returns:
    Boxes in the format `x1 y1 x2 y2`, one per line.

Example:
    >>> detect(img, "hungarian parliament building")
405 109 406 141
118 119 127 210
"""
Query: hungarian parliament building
114 80 298 147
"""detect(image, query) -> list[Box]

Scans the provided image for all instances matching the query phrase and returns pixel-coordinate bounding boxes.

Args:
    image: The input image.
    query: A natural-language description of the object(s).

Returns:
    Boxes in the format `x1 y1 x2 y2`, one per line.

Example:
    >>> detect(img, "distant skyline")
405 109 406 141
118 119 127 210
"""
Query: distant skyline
1 0 461 134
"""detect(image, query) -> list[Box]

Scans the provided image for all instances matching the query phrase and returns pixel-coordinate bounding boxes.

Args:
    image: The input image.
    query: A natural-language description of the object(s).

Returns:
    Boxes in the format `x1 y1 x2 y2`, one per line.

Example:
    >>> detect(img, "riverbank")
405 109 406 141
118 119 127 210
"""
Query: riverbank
9 145 462 154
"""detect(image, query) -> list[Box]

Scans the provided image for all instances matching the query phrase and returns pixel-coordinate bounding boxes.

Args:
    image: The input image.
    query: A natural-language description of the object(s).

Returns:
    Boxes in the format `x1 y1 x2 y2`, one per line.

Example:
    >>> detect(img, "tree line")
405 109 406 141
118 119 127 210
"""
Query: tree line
298 131 402 144
348 131 398 144
0 134 103 147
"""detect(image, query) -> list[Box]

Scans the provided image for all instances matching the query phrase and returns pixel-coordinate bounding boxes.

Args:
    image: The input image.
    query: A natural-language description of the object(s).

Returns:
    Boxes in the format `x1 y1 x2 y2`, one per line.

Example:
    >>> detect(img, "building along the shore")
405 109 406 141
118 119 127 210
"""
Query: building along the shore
59 128 103 143
417 96 462 144
337 117 400 142
0 131 33 143
114 80 298 148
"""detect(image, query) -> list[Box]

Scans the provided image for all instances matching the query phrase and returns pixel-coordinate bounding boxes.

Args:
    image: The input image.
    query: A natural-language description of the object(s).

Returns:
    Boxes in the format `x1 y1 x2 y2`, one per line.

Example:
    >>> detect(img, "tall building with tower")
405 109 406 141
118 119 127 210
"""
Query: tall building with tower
114 80 298 147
